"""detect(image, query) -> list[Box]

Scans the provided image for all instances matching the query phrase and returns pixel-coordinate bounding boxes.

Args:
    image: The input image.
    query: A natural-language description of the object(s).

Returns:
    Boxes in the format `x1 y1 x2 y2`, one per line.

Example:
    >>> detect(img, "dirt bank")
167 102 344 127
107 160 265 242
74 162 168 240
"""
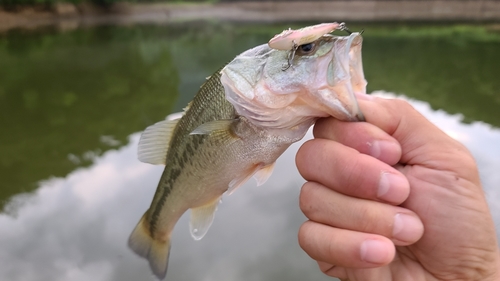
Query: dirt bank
1 1 500 32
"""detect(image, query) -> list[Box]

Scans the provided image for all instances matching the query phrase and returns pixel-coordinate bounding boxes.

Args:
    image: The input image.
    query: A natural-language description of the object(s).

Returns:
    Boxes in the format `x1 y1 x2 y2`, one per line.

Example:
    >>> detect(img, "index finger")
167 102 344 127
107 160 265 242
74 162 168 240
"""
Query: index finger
341 95 477 179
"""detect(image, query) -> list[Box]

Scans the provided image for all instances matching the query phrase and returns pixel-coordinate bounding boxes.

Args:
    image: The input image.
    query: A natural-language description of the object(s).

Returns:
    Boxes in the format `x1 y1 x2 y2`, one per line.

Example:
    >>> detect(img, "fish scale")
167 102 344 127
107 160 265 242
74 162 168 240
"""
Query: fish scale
147 70 234 236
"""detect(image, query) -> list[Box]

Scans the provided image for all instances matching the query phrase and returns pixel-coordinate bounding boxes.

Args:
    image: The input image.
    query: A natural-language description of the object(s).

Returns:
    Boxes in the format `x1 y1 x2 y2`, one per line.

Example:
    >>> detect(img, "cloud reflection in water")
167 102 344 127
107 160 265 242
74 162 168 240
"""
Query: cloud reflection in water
1 93 499 281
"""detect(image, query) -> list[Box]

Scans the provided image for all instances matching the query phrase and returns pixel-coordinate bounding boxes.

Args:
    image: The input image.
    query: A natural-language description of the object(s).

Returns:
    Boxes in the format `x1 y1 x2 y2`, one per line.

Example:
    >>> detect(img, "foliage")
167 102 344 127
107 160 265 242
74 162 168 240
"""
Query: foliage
0 0 70 8
0 25 180 208
0 0 218 9
357 24 500 125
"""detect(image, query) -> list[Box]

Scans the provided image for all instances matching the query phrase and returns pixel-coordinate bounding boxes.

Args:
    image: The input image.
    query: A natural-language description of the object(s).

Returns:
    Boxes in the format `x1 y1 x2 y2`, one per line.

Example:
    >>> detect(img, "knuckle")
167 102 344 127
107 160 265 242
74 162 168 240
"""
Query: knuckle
389 98 413 111
356 205 388 235
295 140 316 173
339 157 365 195
326 233 338 259
299 182 320 216
318 262 335 275
295 141 308 163
297 221 315 250
383 98 417 133
312 117 335 139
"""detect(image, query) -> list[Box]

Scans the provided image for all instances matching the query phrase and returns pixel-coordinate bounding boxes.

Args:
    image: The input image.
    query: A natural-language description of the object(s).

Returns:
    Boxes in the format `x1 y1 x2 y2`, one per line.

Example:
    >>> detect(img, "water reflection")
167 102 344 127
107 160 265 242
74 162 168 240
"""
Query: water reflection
1 92 499 281
2 23 500 209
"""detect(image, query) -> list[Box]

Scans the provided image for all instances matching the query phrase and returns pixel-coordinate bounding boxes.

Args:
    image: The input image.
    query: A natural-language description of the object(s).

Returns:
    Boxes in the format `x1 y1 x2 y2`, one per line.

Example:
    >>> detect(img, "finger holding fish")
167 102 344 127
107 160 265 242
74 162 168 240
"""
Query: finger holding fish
298 220 395 268
296 138 410 205
313 117 402 166
299 181 422 245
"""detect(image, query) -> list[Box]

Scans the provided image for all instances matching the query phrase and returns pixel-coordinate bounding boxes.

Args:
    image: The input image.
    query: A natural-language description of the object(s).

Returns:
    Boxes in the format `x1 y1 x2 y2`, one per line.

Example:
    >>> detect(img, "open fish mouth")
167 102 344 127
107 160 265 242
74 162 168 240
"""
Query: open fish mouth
220 29 367 130
345 33 367 121
320 32 367 122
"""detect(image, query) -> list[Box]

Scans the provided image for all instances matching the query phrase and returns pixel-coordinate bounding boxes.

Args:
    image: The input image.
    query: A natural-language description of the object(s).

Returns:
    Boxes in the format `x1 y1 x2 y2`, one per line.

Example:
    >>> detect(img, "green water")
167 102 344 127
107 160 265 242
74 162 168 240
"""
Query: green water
1 23 499 208
0 22 499 281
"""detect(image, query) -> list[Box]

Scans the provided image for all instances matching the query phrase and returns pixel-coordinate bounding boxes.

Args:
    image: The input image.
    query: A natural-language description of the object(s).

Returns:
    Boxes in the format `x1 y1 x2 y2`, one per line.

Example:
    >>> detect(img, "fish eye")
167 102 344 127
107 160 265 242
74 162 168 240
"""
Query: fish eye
297 43 316 55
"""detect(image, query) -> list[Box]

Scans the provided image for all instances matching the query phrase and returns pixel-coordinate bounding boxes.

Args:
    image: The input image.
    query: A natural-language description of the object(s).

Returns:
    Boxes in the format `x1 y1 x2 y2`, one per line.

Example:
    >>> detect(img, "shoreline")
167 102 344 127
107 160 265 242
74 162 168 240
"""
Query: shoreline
1 1 500 32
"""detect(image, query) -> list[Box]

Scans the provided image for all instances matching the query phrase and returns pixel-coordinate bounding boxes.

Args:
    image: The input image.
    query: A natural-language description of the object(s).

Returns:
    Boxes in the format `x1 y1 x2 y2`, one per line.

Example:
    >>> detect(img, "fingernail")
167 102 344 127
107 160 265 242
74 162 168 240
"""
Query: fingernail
369 140 392 159
393 213 424 243
378 172 408 203
360 239 389 264
369 140 401 164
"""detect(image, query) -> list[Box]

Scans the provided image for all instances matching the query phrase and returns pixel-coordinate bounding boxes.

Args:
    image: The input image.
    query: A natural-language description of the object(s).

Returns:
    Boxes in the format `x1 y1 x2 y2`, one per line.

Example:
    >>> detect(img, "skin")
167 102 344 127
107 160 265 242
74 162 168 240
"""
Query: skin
295 94 500 281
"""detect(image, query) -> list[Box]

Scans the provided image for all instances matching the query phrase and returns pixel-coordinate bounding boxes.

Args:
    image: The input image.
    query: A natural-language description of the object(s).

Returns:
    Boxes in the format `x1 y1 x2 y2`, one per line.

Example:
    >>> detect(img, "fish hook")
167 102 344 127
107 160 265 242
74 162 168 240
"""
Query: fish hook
339 22 352 35
282 40 299 71
339 22 365 35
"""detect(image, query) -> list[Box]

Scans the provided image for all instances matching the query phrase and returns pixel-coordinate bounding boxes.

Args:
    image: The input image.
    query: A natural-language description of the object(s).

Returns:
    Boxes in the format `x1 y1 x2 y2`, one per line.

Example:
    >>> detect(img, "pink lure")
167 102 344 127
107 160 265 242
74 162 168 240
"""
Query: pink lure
268 22 341 50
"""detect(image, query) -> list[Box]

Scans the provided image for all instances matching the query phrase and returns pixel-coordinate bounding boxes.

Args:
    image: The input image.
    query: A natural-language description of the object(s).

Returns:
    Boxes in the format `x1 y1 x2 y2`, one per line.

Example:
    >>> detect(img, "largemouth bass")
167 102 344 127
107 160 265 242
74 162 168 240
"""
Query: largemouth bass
129 25 367 279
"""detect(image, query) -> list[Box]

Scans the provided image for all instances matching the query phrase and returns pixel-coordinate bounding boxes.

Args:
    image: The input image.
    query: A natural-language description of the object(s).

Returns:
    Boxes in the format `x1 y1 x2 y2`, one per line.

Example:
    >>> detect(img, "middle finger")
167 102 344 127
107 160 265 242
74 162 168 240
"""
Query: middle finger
296 138 409 204
299 181 424 245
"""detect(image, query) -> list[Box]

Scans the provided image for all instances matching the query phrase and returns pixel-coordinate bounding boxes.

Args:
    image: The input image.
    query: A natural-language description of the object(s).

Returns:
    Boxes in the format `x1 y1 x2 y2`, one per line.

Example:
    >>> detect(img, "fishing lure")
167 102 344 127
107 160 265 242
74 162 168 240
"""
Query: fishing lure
269 22 353 70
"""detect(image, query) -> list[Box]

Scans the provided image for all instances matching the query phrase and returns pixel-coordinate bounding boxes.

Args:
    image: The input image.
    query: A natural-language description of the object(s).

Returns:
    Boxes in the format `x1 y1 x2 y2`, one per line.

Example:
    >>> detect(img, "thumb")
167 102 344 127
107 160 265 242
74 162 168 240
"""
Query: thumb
356 95 479 183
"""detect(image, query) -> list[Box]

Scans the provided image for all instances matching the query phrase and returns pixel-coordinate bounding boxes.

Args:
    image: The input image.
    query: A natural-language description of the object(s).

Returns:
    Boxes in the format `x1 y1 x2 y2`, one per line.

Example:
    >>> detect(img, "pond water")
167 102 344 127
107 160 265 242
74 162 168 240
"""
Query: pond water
0 22 499 281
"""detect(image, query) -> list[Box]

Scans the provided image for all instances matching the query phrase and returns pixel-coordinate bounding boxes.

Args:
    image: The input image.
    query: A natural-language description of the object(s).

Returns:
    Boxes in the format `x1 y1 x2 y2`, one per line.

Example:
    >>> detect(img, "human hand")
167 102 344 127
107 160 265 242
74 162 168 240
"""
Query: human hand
295 95 500 280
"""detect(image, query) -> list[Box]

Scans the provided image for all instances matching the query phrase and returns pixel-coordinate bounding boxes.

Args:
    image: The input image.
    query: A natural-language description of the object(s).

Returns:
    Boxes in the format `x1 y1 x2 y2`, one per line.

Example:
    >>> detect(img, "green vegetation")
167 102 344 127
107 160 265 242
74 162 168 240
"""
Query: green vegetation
1 0 77 9
0 25 180 208
358 24 500 125
0 22 499 210
0 0 216 10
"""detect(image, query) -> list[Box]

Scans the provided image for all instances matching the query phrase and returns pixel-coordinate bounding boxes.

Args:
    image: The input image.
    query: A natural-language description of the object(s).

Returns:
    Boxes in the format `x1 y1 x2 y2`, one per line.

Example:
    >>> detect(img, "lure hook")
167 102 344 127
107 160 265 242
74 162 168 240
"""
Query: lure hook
339 22 353 35
282 41 298 71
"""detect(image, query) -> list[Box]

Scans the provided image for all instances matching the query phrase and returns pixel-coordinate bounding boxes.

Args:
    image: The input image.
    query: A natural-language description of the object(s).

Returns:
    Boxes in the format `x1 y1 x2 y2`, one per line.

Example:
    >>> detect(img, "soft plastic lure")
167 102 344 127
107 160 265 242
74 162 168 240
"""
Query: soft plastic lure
269 22 352 70
268 22 346 50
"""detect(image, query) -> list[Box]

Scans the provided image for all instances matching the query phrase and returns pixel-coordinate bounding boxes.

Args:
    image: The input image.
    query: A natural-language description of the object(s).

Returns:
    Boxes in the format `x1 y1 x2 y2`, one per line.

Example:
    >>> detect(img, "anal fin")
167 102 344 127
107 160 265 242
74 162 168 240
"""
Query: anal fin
190 197 221 241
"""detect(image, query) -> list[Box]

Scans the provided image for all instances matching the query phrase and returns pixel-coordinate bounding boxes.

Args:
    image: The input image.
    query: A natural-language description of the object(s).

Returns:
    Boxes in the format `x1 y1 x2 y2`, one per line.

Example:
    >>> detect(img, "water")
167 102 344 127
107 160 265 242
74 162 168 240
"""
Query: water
0 22 499 281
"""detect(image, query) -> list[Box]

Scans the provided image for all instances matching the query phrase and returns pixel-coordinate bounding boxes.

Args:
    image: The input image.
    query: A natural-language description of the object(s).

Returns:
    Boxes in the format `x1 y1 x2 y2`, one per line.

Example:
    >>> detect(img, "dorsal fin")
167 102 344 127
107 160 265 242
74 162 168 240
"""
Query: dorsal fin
137 116 181 165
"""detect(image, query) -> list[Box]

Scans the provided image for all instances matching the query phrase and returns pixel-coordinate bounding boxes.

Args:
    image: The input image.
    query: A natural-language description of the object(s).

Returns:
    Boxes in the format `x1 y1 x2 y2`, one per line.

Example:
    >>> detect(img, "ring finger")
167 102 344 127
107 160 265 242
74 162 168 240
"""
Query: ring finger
299 181 424 245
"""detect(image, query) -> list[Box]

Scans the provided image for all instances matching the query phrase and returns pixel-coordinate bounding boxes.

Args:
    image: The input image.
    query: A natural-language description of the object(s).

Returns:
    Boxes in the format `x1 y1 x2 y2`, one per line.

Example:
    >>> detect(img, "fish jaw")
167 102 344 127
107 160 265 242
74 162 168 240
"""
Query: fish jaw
285 32 367 122
304 32 366 122
221 32 366 132
330 32 366 121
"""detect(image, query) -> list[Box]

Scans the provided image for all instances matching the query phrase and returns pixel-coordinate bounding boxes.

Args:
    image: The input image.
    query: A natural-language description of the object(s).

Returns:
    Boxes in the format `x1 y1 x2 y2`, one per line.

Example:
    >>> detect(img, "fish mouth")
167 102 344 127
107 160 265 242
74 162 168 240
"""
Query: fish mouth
314 32 367 122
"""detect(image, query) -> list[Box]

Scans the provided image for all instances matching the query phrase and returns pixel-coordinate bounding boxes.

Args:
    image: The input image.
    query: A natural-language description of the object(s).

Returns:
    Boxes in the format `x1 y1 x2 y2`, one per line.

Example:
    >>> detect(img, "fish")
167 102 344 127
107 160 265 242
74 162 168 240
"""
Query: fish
128 24 367 280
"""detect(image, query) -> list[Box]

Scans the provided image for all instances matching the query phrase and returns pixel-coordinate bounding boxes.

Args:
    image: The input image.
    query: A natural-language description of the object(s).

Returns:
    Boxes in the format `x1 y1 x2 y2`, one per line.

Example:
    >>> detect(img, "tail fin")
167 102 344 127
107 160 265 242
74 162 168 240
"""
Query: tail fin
128 213 171 280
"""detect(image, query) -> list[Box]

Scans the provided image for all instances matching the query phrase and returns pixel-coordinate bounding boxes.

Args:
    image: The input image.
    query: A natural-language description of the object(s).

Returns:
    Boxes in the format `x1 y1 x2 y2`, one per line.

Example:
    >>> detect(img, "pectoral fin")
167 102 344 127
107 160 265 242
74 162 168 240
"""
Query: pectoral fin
138 116 181 165
190 197 221 241
190 119 238 135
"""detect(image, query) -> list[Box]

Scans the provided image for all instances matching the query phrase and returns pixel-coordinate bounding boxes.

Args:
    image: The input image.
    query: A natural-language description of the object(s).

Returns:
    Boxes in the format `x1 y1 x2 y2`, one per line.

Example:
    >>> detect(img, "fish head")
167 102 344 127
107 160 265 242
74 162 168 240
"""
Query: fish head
221 32 366 131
